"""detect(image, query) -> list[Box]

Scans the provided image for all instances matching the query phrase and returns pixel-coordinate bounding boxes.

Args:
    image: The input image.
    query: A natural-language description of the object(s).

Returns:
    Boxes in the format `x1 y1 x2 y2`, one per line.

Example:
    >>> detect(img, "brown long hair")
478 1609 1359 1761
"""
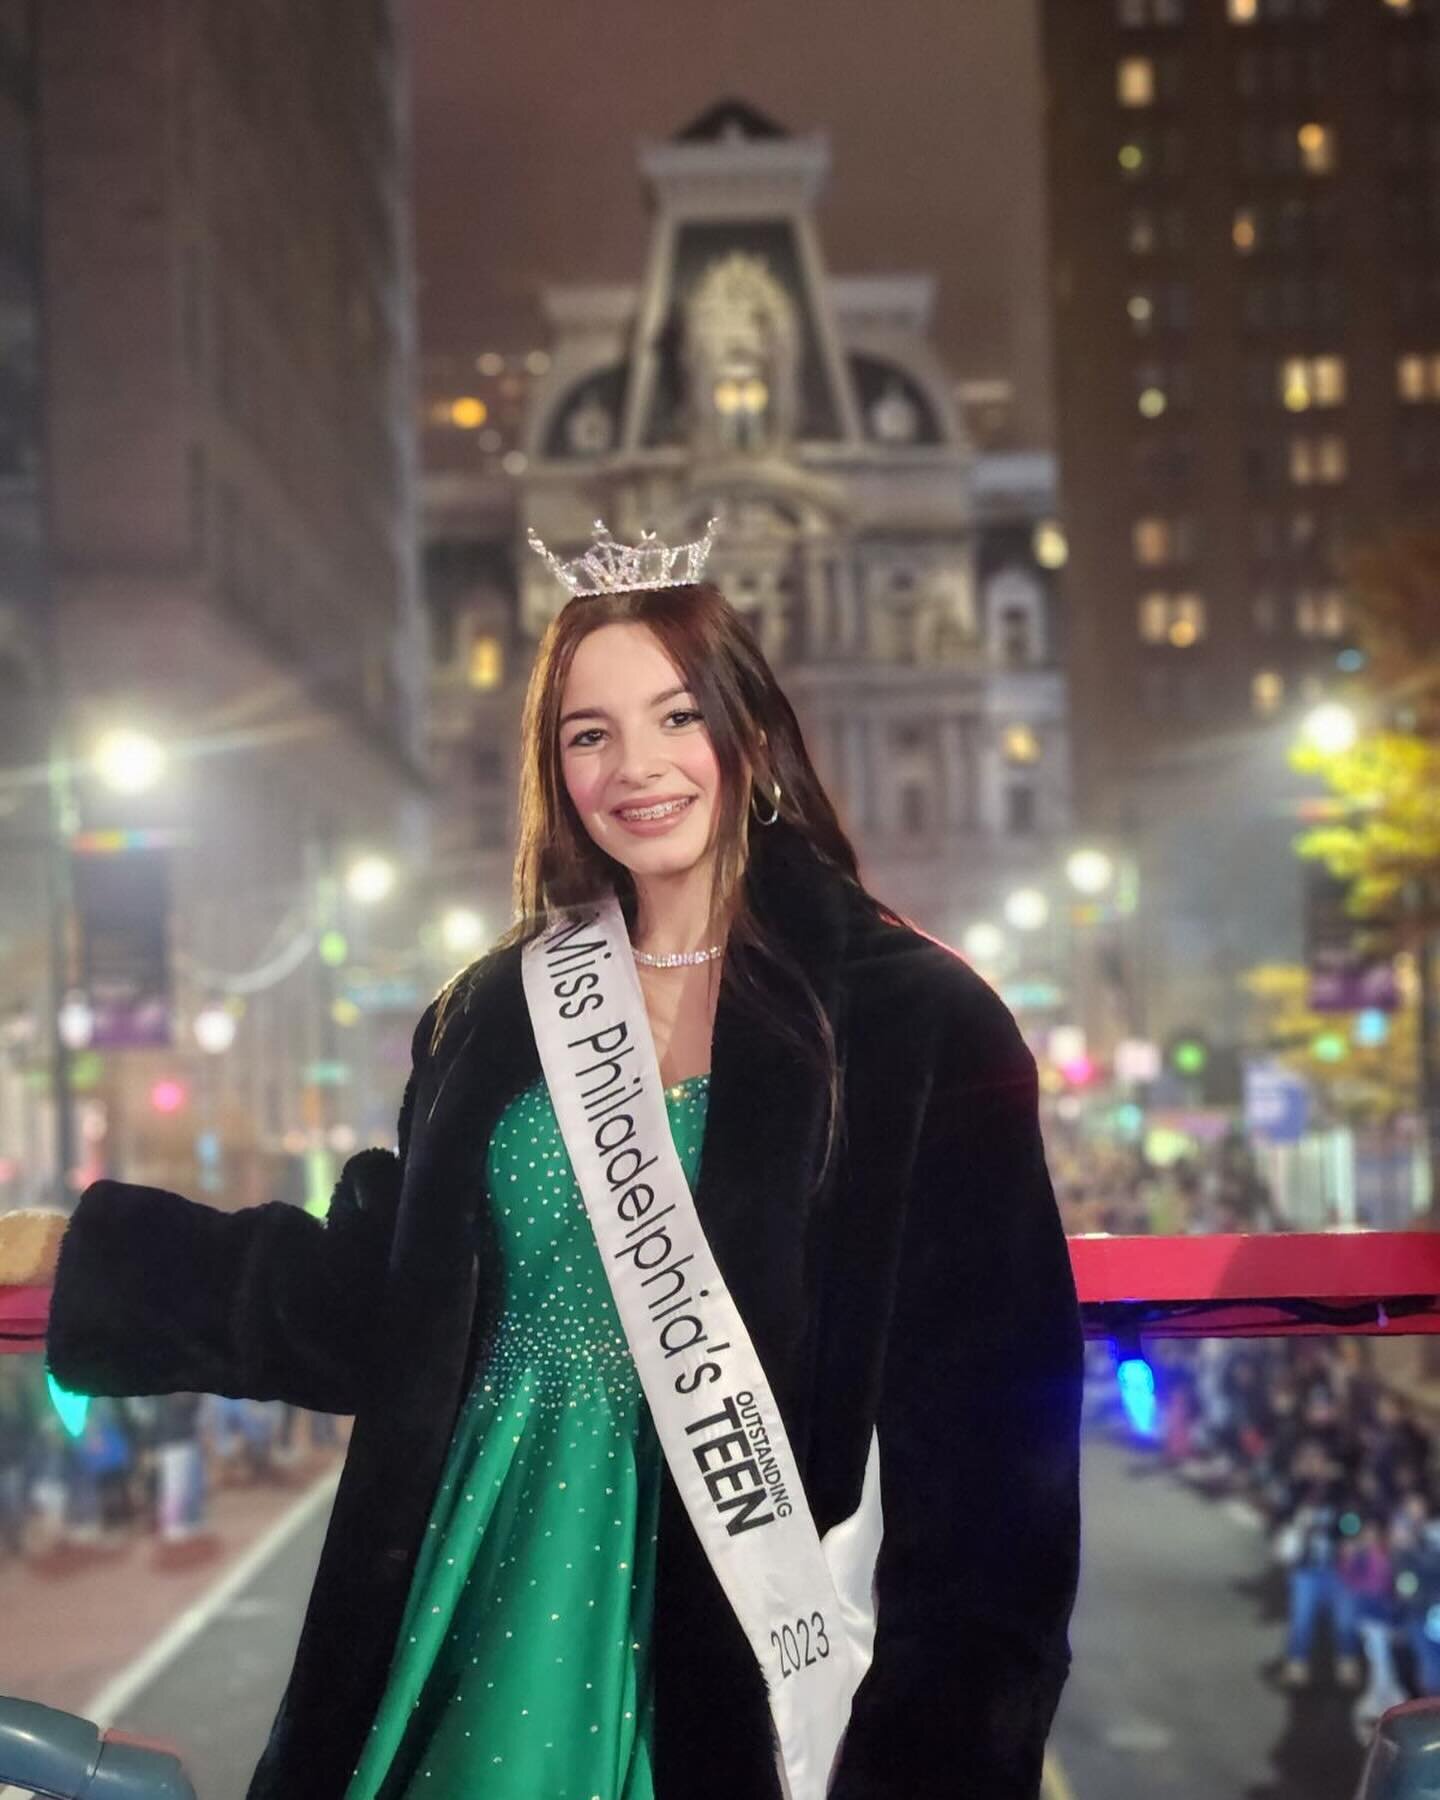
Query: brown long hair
434 584 872 1168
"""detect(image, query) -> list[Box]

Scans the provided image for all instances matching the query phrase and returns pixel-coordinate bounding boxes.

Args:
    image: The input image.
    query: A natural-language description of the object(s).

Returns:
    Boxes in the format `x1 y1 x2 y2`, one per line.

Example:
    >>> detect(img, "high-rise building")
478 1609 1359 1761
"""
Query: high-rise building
0 2 428 1205
1041 0 1440 825
1039 0 1440 1049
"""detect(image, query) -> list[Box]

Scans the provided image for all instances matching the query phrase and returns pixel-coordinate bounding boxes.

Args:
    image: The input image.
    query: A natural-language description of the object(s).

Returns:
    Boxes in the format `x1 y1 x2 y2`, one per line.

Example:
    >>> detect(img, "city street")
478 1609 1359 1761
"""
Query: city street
1052 1433 1367 1800
61 1428 1372 1800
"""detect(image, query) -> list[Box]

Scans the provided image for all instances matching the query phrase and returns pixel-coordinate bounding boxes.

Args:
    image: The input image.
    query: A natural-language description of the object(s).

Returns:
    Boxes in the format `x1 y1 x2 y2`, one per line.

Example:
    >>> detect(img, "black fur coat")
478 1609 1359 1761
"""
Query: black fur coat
47 826 1082 1799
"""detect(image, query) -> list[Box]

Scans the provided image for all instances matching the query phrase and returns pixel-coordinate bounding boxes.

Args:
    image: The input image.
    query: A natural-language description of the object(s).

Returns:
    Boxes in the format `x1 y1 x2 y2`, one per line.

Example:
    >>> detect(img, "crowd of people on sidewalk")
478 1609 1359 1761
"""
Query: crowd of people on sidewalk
1053 1128 1280 1239
1059 1122 1440 1728
0 1356 340 1566
1142 1332 1440 1726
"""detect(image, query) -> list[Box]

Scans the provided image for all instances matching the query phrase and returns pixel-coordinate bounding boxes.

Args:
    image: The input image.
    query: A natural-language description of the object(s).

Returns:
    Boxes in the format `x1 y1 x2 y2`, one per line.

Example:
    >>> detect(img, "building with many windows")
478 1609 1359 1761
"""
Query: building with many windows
1043 0 1440 817
506 101 1071 950
0 2 428 1206
1040 0 1440 1045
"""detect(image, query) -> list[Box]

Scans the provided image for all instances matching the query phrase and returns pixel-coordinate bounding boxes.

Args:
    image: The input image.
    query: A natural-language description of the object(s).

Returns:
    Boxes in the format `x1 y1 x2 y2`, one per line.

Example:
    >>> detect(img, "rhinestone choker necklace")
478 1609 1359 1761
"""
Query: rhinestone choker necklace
632 942 724 969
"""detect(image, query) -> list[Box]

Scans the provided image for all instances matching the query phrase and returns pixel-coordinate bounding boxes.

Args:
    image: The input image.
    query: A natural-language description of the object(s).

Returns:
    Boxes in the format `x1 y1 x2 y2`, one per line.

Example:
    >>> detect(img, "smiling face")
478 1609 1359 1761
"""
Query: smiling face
558 622 724 886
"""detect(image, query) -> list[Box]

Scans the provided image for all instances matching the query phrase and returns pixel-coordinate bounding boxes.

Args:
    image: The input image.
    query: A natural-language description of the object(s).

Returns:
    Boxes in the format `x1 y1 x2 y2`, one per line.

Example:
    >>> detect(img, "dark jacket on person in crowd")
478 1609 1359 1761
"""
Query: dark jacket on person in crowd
46 825 1083 1800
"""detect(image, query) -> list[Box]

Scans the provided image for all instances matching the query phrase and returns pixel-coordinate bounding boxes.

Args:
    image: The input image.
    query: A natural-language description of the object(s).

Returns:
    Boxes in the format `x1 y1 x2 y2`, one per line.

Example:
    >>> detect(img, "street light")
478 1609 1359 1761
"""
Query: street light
345 853 397 905
92 728 167 795
1065 848 1116 897
1004 887 1051 932
1299 701 1359 756
441 906 486 955
962 921 1007 966
193 1003 238 1055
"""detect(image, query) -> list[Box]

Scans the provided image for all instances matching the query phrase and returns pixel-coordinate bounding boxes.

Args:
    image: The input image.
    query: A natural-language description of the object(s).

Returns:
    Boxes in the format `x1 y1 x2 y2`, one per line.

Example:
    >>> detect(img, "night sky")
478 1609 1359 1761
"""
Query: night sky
406 0 1053 441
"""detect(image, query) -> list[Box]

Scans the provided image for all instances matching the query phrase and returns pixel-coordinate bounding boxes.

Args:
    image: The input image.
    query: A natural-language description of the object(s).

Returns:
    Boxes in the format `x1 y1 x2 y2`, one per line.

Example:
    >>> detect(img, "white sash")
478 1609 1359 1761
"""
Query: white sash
521 898 873 1800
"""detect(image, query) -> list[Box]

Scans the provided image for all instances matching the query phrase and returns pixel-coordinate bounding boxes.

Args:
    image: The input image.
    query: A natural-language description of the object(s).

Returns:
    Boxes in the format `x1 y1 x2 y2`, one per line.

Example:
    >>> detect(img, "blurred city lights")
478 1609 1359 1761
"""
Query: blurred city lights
46 1371 89 1440
449 395 488 428
962 921 1006 965
1300 700 1359 755
1171 1036 1209 1077
442 906 487 954
1049 1025 1088 1067
1065 848 1115 896
57 993 94 1050
1116 1355 1159 1439
1004 887 1050 932
1032 520 1068 569
1354 1009 1390 1048
92 727 167 795
193 1004 238 1054
150 1078 187 1114
319 929 350 966
345 854 397 905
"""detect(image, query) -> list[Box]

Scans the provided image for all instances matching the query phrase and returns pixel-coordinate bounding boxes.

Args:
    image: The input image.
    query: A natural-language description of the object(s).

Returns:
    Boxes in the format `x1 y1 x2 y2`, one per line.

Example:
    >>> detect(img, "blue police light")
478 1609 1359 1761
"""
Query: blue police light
1116 1354 1159 1439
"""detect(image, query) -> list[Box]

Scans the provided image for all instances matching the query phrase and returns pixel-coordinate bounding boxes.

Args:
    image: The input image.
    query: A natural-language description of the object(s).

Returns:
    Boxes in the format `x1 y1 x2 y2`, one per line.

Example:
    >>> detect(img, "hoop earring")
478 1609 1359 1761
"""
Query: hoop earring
751 778 782 827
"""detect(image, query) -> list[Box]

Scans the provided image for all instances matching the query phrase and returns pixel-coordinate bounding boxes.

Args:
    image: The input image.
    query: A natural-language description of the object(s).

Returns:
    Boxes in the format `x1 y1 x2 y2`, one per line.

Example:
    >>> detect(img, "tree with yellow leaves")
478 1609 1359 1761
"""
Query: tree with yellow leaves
1288 528 1440 1208
1241 962 1417 1127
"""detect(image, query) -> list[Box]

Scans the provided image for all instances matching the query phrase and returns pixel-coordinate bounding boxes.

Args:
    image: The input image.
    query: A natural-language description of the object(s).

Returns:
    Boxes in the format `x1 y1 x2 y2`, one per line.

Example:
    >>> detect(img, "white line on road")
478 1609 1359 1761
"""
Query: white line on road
86 1467 342 1729
1042 1748 1077 1800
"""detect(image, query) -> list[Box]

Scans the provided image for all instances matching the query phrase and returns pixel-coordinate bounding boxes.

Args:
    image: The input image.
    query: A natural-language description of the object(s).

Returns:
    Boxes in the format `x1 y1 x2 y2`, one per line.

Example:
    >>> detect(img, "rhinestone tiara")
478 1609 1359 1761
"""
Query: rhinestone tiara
527 517 719 599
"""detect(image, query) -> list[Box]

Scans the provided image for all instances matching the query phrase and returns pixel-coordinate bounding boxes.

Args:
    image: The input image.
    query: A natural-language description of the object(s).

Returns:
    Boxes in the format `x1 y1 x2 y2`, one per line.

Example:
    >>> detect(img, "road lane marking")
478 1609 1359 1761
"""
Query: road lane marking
86 1466 342 1728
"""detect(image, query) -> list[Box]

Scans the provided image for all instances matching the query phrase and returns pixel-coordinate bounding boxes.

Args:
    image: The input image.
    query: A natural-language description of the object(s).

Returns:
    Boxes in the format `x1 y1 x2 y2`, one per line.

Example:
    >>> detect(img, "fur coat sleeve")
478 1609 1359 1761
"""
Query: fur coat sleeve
45 1004 437 1414
830 1007 1082 1800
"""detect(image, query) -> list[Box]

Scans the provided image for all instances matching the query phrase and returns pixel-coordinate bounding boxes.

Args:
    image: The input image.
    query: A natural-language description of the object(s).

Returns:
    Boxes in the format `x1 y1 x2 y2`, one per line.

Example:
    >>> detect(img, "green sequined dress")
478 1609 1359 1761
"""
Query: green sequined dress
345 1073 710 1800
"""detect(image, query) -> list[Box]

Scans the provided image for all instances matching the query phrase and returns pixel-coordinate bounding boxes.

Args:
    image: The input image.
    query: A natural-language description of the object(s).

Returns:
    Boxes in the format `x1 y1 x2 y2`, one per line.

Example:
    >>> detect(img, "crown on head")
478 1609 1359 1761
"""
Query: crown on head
527 517 719 599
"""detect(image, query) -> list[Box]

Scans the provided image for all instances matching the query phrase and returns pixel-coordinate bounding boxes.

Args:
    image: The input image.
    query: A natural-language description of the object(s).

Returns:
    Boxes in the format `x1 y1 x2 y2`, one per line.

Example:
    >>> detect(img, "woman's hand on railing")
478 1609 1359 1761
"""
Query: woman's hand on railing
0 1208 67 1288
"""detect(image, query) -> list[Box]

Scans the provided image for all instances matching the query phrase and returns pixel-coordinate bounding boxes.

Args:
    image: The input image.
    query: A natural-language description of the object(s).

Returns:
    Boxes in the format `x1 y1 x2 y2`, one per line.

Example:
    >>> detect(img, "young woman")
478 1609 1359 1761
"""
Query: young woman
18 535 1082 1798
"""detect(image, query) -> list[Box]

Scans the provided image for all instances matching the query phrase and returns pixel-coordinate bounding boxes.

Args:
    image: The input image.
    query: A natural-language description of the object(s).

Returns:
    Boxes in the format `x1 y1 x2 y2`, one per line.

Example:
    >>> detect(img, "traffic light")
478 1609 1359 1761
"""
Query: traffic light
1168 1031 1209 1079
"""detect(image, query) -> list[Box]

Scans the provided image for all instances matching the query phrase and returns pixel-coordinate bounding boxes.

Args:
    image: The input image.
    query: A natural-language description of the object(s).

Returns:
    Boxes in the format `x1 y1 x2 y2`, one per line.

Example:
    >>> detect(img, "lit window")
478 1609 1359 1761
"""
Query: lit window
1118 57 1156 107
1138 592 1206 646
1003 724 1041 765
1278 355 1347 410
1133 517 1173 565
1128 209 1158 254
467 633 504 691
1397 353 1440 401
1253 670 1285 715
1296 589 1346 637
1229 0 1259 19
1313 356 1346 404
1169 594 1206 647
1033 521 1069 568
1139 594 1170 643
1289 434 1347 484
1233 208 1259 253
1298 123 1336 174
